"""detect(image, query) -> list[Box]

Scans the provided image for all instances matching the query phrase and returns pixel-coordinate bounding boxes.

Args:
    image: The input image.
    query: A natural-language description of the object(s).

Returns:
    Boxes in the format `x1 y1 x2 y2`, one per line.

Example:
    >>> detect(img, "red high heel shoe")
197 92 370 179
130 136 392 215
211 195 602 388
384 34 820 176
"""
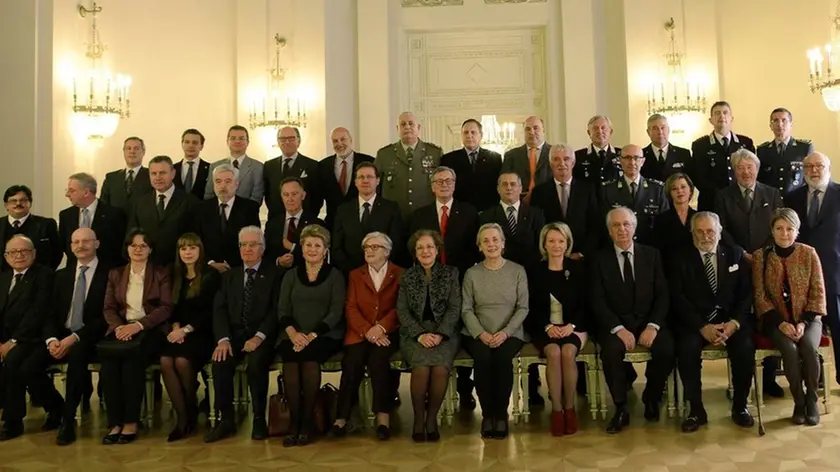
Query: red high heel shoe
550 410 565 436
564 408 579 435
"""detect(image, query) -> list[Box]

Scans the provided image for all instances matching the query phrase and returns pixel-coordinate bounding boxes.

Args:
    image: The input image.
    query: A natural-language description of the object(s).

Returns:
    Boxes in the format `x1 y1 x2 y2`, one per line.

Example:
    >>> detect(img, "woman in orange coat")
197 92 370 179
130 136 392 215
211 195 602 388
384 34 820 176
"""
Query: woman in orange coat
332 232 404 440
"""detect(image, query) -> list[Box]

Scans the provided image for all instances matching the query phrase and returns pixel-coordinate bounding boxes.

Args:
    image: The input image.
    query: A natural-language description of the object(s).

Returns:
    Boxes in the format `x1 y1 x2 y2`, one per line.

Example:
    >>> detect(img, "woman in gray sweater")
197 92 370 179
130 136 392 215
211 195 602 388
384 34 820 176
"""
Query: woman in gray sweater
278 225 346 447
461 223 529 439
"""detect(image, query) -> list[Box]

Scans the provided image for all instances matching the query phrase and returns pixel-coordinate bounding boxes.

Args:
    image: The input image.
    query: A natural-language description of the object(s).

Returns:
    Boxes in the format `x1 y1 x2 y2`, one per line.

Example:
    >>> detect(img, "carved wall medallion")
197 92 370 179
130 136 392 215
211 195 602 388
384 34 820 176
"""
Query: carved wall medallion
401 0 464 7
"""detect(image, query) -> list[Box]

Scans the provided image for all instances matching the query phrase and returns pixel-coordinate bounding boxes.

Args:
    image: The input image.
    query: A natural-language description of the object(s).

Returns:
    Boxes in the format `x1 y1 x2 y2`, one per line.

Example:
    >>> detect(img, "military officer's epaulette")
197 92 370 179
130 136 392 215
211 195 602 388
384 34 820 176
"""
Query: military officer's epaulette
425 142 442 151
646 178 664 187
377 143 395 152
794 138 812 145
602 179 617 187
758 141 773 148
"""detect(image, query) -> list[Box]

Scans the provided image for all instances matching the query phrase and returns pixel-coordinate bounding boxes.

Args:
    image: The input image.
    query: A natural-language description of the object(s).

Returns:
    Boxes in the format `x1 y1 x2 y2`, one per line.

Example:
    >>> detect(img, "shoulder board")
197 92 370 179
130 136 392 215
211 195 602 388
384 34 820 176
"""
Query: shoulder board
424 142 442 150
796 138 812 144
647 179 664 186
602 179 616 187
758 141 772 148
377 144 394 152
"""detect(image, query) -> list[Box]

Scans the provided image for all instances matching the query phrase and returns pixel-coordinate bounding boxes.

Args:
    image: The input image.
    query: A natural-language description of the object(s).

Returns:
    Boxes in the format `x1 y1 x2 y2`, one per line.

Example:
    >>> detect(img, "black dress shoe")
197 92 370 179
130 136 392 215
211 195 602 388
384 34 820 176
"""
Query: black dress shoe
805 392 820 426
492 418 509 439
118 433 137 444
731 407 755 428
41 412 62 432
0 421 24 441
282 434 299 447
203 421 236 443
412 428 426 443
480 416 494 438
296 433 312 446
606 410 630 434
764 381 785 399
644 400 661 422
792 404 806 425
167 426 187 442
56 423 77 446
332 423 348 437
251 417 268 440
376 424 390 441
681 414 708 433
459 395 477 411
102 433 121 445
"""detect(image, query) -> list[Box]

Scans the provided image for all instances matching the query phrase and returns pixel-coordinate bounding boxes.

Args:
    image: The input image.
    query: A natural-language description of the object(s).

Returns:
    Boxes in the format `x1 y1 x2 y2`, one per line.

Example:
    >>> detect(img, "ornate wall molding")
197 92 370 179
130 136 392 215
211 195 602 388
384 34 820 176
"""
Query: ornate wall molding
401 0 463 7
485 0 546 3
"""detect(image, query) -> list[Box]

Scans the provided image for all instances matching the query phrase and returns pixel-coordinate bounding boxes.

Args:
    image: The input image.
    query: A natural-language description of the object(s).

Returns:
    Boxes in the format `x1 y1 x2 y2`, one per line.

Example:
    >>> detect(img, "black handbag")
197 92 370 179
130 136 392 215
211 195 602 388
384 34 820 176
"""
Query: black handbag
96 331 146 358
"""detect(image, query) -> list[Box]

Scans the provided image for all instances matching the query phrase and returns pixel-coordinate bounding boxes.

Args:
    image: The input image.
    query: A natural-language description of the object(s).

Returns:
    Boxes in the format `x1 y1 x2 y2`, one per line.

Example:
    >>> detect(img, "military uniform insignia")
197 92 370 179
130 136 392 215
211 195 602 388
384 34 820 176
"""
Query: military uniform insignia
642 180 649 188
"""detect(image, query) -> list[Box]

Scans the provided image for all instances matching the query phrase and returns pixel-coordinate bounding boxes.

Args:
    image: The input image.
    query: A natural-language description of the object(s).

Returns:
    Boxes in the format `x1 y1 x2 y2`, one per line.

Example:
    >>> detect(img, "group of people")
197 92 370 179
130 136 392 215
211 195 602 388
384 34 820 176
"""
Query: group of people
0 101 836 449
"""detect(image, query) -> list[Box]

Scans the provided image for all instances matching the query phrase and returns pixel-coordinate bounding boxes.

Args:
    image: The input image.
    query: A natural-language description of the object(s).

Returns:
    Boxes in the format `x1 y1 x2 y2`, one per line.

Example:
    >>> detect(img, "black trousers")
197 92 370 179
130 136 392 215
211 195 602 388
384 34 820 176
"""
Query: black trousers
676 324 755 410
211 333 276 421
462 336 523 417
1 341 64 423
599 326 675 406
25 335 98 424
99 331 164 427
337 341 398 418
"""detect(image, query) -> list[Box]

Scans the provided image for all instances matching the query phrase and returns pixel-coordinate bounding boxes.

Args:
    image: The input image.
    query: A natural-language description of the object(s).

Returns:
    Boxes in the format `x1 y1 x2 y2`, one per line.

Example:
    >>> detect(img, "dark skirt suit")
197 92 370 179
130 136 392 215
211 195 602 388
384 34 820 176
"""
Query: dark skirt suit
397 263 462 369
100 263 173 427
460 260 529 418
337 262 404 419
162 271 220 366
526 259 588 354
651 207 696 268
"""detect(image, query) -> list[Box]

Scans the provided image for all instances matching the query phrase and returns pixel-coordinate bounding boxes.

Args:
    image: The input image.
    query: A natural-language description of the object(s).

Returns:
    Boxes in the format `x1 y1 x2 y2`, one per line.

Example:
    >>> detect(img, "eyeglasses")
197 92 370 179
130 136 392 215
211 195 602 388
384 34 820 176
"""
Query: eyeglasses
277 136 298 143
432 178 456 186
363 244 387 252
804 164 826 171
129 244 150 250
620 156 643 162
4 249 32 257
6 198 30 205
356 175 378 181
239 242 264 248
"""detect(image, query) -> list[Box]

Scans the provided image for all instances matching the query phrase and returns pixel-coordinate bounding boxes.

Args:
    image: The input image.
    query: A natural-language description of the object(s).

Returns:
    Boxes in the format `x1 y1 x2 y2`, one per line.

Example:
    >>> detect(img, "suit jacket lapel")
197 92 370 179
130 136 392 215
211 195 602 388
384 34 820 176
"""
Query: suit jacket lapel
5 271 27 307
161 189 184 223
239 156 253 182
361 267 376 293
819 183 838 223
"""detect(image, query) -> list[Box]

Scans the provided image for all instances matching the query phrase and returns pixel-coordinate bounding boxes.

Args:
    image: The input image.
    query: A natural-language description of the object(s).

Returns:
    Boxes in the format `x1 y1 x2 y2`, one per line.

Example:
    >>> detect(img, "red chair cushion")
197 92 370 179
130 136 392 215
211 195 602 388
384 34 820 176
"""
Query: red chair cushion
753 333 831 349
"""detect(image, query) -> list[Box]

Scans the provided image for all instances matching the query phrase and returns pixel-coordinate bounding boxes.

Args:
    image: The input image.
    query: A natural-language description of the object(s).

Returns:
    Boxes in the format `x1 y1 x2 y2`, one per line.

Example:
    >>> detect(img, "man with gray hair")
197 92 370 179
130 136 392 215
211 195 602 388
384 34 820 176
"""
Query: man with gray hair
59 172 127 269
193 163 260 272
641 114 692 181
205 225 284 443
574 115 623 185
670 211 755 432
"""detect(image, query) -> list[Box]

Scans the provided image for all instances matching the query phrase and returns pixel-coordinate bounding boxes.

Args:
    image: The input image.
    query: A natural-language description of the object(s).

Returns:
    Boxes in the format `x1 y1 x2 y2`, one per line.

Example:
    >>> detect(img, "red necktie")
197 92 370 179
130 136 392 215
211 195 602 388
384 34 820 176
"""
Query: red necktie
286 216 297 241
440 205 449 264
338 159 348 195
527 147 537 194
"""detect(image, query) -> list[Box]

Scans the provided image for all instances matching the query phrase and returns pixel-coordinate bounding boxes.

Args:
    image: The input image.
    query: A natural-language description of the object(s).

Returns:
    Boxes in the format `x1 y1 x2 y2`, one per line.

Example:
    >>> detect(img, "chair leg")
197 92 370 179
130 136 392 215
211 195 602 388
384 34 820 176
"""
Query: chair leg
511 357 521 424
726 358 734 400
676 369 685 419
586 361 598 420
822 349 834 414
206 366 216 426
754 357 765 408
521 362 531 421
145 369 155 428
599 362 608 420
667 370 676 419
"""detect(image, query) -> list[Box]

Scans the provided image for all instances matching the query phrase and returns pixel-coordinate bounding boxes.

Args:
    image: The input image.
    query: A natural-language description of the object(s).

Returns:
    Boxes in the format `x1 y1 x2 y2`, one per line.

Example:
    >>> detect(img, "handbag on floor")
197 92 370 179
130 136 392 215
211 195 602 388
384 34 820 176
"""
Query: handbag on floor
268 376 291 436
313 383 339 435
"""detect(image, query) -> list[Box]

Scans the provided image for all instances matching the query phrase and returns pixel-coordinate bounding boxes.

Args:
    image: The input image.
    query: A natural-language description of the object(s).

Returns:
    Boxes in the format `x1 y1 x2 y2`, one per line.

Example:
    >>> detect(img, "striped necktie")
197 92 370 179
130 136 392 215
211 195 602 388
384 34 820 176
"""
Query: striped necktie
506 205 517 235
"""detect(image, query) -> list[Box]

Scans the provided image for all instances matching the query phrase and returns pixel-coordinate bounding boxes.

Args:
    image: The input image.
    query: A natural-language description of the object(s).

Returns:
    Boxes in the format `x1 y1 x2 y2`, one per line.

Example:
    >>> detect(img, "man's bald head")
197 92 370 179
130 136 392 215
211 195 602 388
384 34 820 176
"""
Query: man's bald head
70 227 99 263
330 127 354 158
619 144 645 180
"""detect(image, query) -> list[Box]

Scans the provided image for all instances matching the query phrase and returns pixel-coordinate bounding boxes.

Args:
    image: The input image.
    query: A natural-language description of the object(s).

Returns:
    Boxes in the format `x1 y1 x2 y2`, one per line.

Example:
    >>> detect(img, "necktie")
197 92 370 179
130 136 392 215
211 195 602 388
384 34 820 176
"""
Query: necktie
219 203 228 233
157 194 166 219
233 159 240 169
658 149 665 162
808 190 821 227
558 183 568 218
777 142 786 155
242 268 256 327
9 273 22 293
722 136 730 149
406 147 414 166
69 265 89 331
126 169 135 194
744 188 753 209
184 161 195 193
81 208 91 228
469 151 478 169
338 159 348 196
507 206 517 235
283 158 292 174
527 147 537 194
622 251 635 295
630 182 638 200
598 149 607 163
12 220 21 230
361 202 371 228
440 205 449 264
286 216 297 241
703 253 718 322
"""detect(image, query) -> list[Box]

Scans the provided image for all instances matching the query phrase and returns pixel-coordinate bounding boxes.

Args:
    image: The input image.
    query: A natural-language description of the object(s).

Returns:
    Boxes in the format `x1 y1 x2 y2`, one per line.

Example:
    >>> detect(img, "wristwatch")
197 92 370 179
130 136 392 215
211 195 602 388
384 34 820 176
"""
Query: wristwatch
9 339 17 345
183 326 194 334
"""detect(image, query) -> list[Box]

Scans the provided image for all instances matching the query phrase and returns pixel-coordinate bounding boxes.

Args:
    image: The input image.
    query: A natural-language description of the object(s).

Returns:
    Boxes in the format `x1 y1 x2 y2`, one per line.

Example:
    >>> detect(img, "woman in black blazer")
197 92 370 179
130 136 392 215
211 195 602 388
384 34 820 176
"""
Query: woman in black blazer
526 222 587 437
652 172 697 264
160 233 219 441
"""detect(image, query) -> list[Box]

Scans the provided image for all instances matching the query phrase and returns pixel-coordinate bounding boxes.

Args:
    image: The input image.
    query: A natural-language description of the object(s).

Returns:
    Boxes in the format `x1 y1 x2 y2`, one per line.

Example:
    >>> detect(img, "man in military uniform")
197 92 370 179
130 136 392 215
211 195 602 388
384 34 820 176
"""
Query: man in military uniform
574 115 623 186
641 113 692 181
756 107 814 196
375 111 443 221
601 144 668 245
689 101 755 211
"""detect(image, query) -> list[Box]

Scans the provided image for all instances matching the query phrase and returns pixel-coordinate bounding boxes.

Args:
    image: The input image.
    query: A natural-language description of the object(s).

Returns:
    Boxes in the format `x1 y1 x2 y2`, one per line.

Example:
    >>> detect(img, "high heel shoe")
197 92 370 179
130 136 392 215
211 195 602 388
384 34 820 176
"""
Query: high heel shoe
550 410 566 437
118 433 138 444
426 423 440 442
412 426 426 443
167 426 187 442
564 408 578 435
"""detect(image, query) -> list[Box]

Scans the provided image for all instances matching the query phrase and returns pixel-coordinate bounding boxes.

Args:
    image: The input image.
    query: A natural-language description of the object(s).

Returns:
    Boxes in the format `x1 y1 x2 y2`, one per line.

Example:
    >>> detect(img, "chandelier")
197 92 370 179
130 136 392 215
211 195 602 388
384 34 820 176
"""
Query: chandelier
71 1 131 141
647 17 705 117
479 115 515 154
807 1 840 111
248 34 307 130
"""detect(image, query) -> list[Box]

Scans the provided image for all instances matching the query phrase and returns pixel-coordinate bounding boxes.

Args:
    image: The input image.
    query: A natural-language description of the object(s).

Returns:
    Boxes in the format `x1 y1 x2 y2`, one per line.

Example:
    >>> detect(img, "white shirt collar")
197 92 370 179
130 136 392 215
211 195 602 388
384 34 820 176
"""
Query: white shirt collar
229 155 246 166
501 200 521 212
738 183 755 194
401 141 420 152
590 144 615 155
698 247 717 259
126 165 142 175
775 136 791 146
281 152 299 162
8 213 30 226
368 262 388 277
286 209 303 220
436 199 454 212
553 176 572 186
218 195 235 206
614 244 634 258
80 199 98 215
13 268 29 277
336 151 354 163
181 157 200 166
78 257 99 272
359 193 377 207
463 146 481 154
651 143 669 155
624 175 641 187
244 261 262 273
710 131 739 145
156 185 176 201
810 182 829 193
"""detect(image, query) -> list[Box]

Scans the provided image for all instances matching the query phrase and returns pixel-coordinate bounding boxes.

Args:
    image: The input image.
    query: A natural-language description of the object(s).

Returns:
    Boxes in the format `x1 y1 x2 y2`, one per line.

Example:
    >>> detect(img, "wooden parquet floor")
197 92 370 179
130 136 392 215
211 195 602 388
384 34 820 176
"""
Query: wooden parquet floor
1 361 839 471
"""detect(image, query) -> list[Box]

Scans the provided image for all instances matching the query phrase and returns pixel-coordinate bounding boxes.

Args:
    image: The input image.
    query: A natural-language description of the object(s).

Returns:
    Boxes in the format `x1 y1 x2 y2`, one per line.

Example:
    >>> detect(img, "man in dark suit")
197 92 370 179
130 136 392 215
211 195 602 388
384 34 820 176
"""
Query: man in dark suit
127 155 199 267
333 162 404 274
641 113 692 181
194 163 261 272
204 226 284 442
590 207 673 434
0 185 62 271
500 116 551 201
530 144 602 259
479 172 545 269
757 108 814 196
174 128 212 200
601 145 669 245
573 115 623 186
204 126 265 204
59 173 127 270
264 126 320 220
441 119 503 212
689 101 756 211
265 177 324 270
100 136 153 210
35 228 109 445
318 127 375 230
671 212 755 432
0 235 58 441
787 151 840 383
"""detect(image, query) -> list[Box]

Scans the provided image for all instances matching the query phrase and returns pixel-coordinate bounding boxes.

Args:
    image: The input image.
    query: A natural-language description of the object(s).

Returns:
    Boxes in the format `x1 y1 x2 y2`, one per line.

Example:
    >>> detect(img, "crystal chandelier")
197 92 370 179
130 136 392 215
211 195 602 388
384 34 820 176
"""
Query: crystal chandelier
647 17 705 117
479 115 515 154
249 34 307 130
71 1 131 141
807 1 840 111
